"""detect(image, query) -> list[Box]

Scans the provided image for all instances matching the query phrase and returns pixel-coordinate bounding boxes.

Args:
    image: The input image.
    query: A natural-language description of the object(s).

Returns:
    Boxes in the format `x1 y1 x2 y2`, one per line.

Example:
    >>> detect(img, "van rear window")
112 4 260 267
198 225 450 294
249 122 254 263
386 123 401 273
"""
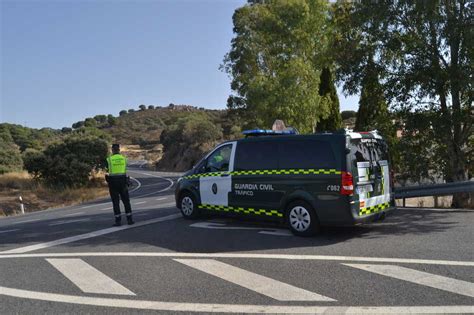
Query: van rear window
278 140 337 169
350 139 389 162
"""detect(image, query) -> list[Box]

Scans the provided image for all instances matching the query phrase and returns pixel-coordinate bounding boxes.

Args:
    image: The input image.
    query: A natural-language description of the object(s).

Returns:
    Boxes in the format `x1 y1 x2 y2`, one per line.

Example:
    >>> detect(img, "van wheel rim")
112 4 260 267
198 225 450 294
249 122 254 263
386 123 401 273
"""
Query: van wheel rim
182 197 194 216
289 206 311 232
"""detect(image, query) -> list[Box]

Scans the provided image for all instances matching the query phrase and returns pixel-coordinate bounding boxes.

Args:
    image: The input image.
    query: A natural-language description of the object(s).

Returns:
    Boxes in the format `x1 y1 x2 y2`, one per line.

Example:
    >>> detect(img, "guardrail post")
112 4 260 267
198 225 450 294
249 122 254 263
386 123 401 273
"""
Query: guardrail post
403 198 406 207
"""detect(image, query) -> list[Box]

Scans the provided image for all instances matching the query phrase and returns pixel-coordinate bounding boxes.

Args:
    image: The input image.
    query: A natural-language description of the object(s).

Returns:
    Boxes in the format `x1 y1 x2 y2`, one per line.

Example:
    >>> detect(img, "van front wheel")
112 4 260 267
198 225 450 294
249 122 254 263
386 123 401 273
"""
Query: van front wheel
179 192 200 219
286 201 320 236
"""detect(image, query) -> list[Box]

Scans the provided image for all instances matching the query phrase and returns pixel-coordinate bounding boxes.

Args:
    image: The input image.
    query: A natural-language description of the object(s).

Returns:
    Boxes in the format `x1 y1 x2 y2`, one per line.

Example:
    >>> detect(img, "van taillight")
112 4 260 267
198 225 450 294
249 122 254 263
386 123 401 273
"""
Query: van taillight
341 171 354 195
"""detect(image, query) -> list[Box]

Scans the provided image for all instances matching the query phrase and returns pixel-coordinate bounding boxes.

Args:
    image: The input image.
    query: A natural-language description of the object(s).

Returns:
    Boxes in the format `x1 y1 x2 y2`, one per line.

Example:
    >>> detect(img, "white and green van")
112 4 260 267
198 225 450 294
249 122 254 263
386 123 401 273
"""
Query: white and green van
175 129 395 236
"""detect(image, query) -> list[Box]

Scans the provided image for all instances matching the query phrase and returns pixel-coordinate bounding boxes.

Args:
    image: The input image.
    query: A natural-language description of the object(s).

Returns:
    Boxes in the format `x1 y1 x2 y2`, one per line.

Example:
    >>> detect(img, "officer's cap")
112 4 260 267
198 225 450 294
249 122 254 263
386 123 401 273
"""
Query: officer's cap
112 144 120 150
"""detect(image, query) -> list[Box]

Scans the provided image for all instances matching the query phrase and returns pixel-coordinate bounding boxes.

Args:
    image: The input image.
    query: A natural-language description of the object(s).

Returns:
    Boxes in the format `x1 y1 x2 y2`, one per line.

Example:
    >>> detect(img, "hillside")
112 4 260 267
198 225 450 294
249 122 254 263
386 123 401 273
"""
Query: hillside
1 105 356 174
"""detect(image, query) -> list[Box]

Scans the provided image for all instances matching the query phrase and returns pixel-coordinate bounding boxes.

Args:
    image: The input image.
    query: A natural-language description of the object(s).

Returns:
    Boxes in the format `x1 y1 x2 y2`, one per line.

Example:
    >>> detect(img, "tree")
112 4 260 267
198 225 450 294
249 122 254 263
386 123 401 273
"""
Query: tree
84 118 97 127
316 68 342 132
24 137 108 187
94 115 107 124
334 1 472 207
354 58 392 135
107 115 117 126
148 105 155 110
128 109 135 113
61 127 73 133
72 121 84 129
341 110 357 120
119 110 127 116
139 105 147 111
223 0 332 133
0 126 22 174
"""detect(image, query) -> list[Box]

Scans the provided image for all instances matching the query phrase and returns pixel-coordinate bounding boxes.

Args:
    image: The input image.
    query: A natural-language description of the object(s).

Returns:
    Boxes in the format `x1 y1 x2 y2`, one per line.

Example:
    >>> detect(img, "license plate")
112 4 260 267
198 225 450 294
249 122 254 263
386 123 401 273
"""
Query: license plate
356 185 373 194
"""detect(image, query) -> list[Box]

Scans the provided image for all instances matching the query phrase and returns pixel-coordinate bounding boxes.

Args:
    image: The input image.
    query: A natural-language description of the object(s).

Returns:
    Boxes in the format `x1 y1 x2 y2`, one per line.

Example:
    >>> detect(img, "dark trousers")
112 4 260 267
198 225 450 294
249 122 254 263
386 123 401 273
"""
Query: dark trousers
107 176 132 219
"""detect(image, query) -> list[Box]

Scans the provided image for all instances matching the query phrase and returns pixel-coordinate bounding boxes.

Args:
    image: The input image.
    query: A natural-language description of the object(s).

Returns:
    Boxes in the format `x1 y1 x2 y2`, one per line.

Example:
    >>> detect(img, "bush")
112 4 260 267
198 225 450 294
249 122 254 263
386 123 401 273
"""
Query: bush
119 110 127 116
24 137 108 187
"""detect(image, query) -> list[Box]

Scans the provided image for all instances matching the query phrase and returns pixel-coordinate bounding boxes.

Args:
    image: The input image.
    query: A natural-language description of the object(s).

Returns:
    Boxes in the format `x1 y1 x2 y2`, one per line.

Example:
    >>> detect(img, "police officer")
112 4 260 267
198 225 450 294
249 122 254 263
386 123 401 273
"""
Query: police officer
106 144 134 226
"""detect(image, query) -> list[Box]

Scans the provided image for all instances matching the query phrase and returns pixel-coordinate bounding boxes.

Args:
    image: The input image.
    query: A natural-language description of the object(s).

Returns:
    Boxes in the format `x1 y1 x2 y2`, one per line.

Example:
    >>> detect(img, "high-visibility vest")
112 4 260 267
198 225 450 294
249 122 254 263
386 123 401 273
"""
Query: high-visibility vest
107 154 127 175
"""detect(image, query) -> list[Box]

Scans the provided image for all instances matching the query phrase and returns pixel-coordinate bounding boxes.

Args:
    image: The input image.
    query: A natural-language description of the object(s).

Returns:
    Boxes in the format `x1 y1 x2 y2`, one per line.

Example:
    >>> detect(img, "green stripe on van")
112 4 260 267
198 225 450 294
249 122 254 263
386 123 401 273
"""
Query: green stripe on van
183 169 341 179
198 204 283 218
359 202 390 216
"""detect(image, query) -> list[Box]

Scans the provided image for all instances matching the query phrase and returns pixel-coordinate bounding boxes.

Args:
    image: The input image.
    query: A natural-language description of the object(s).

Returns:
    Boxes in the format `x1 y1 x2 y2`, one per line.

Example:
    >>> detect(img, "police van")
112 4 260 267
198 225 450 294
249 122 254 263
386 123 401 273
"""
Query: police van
175 129 395 236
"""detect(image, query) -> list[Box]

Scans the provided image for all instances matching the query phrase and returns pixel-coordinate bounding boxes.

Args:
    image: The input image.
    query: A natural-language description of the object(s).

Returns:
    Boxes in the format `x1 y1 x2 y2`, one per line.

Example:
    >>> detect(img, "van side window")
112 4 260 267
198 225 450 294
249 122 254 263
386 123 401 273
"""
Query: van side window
206 144 232 172
278 140 336 169
234 141 278 170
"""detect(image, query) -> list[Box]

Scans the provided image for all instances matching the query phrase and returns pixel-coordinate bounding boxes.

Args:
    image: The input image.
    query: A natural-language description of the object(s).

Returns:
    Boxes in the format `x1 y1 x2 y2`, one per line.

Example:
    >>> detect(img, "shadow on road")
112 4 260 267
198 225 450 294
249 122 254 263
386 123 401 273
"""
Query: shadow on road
2 206 471 256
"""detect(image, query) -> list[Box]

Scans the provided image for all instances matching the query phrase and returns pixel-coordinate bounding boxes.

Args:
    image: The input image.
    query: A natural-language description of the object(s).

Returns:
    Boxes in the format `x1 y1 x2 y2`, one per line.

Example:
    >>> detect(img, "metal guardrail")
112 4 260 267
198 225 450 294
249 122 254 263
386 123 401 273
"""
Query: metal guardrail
394 180 474 199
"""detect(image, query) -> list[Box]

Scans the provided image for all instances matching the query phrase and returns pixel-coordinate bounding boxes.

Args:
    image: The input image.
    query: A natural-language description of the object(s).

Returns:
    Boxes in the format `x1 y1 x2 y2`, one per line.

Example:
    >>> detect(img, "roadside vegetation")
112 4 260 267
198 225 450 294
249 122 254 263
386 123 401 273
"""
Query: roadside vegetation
0 172 108 216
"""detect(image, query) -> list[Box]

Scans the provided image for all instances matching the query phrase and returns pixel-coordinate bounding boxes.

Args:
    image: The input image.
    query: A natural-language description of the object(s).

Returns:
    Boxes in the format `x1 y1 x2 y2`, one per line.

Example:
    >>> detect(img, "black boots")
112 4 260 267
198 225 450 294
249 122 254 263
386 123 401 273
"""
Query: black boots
113 217 121 227
126 215 134 225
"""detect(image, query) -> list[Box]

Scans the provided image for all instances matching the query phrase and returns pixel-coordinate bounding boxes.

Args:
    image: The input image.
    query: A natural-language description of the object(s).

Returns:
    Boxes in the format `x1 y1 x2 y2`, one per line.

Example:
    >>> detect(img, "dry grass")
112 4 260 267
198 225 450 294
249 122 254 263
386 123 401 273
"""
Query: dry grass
0 172 109 216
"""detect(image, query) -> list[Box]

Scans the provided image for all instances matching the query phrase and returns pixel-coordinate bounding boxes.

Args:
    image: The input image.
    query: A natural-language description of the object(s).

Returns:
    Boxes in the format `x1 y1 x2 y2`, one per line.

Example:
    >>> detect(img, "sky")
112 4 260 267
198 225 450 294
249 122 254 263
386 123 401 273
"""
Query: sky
1 0 359 130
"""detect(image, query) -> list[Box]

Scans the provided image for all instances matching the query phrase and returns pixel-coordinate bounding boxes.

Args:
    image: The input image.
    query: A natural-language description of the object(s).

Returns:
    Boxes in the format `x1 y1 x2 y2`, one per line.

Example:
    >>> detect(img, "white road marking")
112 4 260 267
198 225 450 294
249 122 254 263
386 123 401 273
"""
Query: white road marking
100 207 113 211
46 258 135 296
62 212 85 217
128 171 174 197
133 201 147 205
0 229 19 234
129 177 142 193
190 222 291 236
0 213 180 254
1 252 473 267
15 219 40 224
78 203 108 210
0 286 472 313
156 197 168 201
344 264 474 298
175 259 335 301
49 219 90 226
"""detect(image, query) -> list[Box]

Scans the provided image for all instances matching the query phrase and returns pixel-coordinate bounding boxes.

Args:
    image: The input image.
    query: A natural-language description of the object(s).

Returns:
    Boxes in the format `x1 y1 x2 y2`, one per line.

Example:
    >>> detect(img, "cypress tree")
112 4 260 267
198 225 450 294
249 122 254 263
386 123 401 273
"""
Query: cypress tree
316 68 342 132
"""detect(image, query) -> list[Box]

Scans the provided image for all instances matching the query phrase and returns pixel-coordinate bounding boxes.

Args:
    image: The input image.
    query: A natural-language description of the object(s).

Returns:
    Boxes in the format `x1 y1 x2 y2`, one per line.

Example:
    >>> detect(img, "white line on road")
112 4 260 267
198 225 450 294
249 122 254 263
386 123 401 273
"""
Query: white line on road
156 197 168 201
15 219 40 224
62 212 85 217
0 229 19 234
78 203 108 210
49 219 91 226
1 252 473 267
128 171 174 197
175 259 335 302
0 213 180 254
133 201 147 205
344 264 474 298
129 177 142 193
100 207 113 211
0 286 472 314
47 258 135 296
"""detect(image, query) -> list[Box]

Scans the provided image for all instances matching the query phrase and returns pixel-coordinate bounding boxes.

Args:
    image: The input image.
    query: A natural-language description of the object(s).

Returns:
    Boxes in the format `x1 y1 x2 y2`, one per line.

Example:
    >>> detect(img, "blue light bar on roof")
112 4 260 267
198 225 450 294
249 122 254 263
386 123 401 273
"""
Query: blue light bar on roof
242 129 298 136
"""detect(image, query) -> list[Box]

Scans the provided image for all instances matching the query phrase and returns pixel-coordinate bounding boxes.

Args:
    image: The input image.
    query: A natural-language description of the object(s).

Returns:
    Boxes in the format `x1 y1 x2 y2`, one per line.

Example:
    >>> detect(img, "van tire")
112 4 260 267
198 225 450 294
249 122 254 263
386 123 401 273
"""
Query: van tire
179 192 200 219
285 200 320 236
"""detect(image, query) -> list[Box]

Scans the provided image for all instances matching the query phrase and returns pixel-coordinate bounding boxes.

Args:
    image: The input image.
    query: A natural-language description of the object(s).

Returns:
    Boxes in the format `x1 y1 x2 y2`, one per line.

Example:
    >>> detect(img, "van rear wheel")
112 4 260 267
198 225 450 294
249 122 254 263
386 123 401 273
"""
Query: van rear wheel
286 201 320 236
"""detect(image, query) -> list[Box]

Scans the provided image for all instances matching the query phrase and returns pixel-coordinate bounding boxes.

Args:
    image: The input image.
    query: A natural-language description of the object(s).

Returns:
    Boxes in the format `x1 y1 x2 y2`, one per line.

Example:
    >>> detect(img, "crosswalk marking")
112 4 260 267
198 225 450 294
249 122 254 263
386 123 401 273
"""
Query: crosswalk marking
344 264 474 298
174 259 335 302
46 258 135 296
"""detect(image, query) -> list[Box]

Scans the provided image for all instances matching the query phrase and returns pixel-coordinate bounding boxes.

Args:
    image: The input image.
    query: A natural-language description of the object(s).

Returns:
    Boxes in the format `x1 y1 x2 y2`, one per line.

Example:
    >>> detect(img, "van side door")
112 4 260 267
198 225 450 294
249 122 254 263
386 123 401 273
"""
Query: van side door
199 142 236 207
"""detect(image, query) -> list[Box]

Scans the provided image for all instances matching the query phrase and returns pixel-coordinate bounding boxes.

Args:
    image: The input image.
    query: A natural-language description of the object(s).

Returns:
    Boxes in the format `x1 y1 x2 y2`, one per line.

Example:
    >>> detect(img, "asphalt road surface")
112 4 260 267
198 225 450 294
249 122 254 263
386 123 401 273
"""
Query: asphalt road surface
0 165 473 314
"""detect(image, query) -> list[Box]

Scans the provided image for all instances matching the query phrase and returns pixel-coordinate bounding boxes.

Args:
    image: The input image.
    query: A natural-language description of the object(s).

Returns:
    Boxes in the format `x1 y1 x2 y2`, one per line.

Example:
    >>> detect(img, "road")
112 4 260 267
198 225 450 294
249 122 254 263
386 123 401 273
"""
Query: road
0 166 473 314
